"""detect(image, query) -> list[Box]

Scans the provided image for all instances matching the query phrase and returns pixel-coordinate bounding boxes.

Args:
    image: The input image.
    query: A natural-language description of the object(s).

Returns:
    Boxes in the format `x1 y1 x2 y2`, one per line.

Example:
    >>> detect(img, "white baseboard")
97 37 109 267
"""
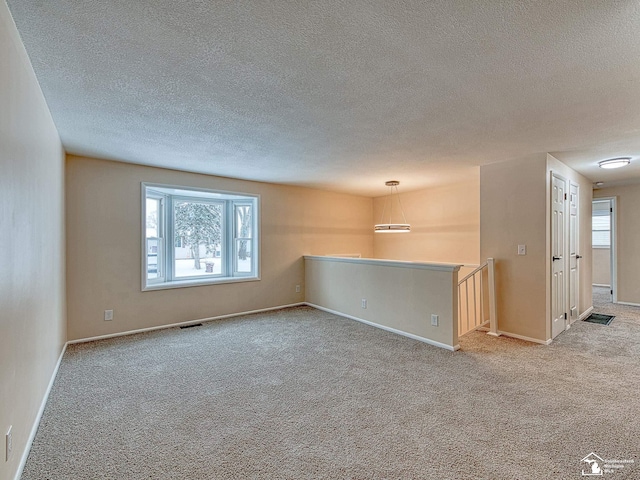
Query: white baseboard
495 331 552 345
67 303 306 345
14 342 68 480
578 307 594 322
305 302 459 351
616 301 640 307
592 284 611 288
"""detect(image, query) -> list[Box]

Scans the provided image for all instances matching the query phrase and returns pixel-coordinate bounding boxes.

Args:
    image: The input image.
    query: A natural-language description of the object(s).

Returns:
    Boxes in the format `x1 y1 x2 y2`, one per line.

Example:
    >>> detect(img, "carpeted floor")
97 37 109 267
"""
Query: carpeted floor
22 289 639 479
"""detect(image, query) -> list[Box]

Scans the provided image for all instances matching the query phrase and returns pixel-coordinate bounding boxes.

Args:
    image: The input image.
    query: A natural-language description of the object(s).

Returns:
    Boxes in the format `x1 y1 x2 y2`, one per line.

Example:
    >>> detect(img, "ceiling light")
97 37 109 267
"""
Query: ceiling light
594 181 604 188
374 181 410 233
598 157 631 169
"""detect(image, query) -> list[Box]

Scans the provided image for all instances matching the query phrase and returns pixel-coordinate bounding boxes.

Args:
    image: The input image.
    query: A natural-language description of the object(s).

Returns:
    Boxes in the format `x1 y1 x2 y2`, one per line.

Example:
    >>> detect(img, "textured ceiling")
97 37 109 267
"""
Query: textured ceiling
7 0 640 196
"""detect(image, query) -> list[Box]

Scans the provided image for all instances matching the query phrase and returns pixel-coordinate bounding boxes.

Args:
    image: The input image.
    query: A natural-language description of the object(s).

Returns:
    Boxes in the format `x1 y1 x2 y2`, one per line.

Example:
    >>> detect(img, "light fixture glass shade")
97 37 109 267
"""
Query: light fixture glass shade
375 180 410 233
598 157 631 169
374 223 411 233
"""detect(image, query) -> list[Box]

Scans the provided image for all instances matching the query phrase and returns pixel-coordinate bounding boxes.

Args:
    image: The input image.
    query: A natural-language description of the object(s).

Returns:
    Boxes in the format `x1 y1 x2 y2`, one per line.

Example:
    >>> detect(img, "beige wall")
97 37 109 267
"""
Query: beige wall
480 154 592 341
480 155 549 341
595 184 640 304
0 4 66 480
66 156 373 340
592 248 611 286
480 154 593 343
305 256 459 349
373 176 480 269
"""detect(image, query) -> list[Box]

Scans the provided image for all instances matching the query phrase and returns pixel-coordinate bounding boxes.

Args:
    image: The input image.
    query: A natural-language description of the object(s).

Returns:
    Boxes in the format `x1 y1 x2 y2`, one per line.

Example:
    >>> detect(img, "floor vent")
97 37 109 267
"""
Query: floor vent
583 314 615 325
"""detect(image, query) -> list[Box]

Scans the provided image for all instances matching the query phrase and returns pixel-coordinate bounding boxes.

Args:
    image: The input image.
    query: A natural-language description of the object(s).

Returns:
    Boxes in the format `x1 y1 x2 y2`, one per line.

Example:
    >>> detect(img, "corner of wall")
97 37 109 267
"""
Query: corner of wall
1 3 67 478
480 154 548 341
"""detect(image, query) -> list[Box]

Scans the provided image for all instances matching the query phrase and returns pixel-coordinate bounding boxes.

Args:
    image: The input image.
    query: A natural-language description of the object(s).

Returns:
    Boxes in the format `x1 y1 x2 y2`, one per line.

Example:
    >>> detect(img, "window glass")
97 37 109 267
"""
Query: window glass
234 204 253 274
146 196 162 281
174 200 223 278
592 201 610 248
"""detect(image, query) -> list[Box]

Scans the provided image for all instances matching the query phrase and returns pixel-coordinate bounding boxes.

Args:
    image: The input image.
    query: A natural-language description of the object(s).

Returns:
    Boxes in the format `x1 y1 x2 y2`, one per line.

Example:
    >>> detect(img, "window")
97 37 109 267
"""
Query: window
592 200 611 248
143 183 259 290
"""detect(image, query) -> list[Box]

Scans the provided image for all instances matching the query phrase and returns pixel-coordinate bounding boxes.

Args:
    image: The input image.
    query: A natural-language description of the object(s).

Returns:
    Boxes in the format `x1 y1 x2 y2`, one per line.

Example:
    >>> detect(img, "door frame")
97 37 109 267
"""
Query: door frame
568 181 580 325
592 196 617 303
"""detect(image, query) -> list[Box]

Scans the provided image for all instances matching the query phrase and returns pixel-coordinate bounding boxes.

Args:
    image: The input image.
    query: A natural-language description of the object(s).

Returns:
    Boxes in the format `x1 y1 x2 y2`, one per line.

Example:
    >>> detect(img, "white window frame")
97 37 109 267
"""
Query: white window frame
142 183 260 291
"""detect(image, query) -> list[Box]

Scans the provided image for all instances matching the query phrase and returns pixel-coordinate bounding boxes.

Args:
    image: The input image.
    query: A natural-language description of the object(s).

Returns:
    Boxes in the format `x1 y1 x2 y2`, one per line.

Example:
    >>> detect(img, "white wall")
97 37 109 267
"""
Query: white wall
0 3 66 479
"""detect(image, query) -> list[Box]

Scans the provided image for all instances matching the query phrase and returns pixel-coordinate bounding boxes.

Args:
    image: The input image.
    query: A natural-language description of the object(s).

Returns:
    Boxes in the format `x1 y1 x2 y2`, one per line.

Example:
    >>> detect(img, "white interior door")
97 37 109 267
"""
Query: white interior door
569 182 580 322
551 174 567 338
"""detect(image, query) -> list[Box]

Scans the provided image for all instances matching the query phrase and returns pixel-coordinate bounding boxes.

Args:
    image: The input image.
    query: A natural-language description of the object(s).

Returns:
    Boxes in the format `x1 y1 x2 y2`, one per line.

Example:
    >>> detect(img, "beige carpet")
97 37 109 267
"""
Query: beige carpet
22 291 639 479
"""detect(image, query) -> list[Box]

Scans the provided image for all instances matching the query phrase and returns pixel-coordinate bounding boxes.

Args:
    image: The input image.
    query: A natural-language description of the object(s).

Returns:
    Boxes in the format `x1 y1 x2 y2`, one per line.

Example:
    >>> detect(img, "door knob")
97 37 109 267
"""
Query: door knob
576 255 583 259
553 256 561 261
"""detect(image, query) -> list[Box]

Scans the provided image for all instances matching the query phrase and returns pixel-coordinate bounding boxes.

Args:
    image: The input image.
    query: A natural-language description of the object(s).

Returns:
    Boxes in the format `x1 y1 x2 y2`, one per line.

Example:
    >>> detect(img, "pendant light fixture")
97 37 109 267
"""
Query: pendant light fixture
374 181 410 233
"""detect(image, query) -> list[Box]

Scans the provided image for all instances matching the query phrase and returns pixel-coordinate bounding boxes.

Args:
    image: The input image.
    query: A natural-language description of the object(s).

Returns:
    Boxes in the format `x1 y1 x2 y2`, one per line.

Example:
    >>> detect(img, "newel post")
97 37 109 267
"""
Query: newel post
487 258 500 337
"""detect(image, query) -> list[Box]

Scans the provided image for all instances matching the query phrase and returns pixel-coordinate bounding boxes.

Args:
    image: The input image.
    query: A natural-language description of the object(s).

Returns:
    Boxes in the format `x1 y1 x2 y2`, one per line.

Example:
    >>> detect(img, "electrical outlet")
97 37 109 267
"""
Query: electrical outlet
431 314 439 326
295 284 301 293
104 309 114 321
517 244 526 255
361 299 367 309
6 426 12 462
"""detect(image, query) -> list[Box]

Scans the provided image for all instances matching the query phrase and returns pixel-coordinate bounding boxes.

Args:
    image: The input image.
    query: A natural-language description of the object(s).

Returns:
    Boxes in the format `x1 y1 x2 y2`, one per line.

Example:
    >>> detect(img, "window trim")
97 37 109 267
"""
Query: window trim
145 192 165 283
141 182 260 291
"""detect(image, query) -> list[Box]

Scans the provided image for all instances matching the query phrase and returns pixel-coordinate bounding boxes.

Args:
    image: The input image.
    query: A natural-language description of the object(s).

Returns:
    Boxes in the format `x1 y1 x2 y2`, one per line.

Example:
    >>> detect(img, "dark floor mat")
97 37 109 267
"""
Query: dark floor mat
583 313 615 325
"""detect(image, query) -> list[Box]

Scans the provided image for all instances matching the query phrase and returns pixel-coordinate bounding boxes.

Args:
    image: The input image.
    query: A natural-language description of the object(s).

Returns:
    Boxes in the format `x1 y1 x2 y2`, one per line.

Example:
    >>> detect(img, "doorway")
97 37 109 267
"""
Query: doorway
592 197 616 304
